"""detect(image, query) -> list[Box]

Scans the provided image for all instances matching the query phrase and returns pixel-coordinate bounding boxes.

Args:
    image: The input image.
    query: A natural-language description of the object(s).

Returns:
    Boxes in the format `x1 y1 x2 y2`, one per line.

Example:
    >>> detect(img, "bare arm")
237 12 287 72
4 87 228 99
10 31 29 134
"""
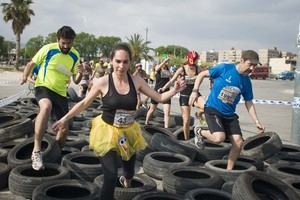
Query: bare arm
245 100 265 133
155 57 170 73
52 78 105 132
72 64 83 84
160 67 183 92
188 70 209 106
21 61 36 85
134 75 185 103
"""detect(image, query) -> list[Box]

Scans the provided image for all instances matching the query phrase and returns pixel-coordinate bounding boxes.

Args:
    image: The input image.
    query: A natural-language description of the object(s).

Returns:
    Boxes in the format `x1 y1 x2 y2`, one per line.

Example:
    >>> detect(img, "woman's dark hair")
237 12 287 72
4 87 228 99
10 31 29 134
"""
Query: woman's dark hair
110 43 132 61
57 26 76 40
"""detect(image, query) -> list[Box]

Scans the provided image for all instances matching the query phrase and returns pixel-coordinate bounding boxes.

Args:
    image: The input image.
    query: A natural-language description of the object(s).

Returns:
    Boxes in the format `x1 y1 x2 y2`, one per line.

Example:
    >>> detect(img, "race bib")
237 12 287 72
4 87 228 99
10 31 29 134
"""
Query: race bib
218 86 240 104
185 76 196 85
160 70 171 78
113 109 136 127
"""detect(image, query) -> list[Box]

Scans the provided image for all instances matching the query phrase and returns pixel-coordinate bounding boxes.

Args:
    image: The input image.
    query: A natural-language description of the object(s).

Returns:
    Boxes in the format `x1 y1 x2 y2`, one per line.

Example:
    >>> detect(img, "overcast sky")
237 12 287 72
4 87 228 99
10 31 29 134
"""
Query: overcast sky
1 0 300 53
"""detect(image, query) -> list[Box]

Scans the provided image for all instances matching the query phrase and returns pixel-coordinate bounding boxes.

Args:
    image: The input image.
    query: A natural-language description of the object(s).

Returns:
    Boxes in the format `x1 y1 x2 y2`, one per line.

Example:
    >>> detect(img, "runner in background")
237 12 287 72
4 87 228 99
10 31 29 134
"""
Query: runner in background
160 51 205 140
189 50 265 170
145 57 172 128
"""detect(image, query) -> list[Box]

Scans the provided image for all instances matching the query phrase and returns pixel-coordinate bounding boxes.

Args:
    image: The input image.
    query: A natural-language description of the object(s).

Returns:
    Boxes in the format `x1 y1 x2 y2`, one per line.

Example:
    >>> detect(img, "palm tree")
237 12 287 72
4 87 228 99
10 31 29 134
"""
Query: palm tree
127 33 154 68
1 0 35 70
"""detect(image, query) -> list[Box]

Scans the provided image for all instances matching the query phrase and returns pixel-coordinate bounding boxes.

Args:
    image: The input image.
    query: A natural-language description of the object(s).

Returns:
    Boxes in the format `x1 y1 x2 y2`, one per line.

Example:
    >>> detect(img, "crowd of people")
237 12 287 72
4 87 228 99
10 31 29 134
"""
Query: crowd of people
20 25 265 200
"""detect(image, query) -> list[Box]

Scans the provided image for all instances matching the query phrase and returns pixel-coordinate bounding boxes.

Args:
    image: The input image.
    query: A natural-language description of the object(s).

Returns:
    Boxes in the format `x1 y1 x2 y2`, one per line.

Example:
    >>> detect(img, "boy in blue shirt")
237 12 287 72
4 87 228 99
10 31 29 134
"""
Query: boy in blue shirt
189 50 265 170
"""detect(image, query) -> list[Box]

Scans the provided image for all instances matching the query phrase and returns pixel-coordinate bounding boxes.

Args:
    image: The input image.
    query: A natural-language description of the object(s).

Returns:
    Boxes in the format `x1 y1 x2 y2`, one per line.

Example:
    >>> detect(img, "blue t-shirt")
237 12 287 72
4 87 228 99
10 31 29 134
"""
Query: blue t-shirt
205 63 253 117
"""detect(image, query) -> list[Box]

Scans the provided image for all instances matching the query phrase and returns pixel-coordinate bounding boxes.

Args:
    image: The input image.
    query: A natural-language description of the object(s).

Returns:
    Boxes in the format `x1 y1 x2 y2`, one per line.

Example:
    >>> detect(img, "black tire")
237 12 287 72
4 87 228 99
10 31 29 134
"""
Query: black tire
32 179 100 200
140 125 174 145
132 191 183 200
136 146 153 162
67 87 82 102
172 126 196 141
232 171 299 200
172 114 194 126
0 162 10 189
9 163 70 199
162 166 224 195
150 133 197 160
0 148 8 163
0 118 33 143
266 162 300 180
185 188 232 200
7 134 61 167
94 174 157 200
61 151 102 182
197 139 232 161
134 106 148 120
241 131 282 160
204 159 257 182
223 154 264 171
222 181 234 194
143 151 191 180
0 112 21 128
283 177 300 197
65 135 89 150
60 146 80 161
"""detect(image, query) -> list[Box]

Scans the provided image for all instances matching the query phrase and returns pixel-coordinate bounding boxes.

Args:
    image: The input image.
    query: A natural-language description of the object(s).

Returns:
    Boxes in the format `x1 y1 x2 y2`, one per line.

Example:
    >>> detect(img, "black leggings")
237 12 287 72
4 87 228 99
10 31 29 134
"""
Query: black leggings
100 150 136 200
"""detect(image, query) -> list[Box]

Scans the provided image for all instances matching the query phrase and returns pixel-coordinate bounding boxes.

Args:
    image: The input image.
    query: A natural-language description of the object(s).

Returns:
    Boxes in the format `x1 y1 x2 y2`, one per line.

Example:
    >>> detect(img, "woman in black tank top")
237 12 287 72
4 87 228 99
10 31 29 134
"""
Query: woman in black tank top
145 57 172 128
159 51 205 141
52 43 186 200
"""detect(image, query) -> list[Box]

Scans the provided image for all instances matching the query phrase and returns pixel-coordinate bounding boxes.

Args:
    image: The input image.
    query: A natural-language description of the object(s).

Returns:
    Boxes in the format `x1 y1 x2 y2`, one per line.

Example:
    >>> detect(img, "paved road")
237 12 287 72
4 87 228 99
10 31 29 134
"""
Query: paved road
0 71 296 143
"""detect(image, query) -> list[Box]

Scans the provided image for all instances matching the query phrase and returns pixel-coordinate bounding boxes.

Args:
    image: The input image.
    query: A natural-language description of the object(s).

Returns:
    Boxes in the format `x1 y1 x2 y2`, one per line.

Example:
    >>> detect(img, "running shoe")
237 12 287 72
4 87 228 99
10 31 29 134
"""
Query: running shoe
194 125 204 149
31 151 44 170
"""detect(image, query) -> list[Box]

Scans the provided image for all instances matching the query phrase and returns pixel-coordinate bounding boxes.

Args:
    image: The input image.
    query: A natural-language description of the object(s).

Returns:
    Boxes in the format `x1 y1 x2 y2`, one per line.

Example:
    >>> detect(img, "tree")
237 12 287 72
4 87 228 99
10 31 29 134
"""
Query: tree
155 45 188 58
0 36 6 59
44 32 57 44
73 32 98 61
97 36 121 58
1 0 35 70
127 33 154 71
25 35 44 59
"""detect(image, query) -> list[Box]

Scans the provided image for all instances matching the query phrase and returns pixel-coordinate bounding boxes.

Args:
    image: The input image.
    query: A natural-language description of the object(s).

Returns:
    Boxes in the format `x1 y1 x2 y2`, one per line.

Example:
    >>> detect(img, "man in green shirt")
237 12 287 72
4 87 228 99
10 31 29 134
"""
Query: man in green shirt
21 26 83 170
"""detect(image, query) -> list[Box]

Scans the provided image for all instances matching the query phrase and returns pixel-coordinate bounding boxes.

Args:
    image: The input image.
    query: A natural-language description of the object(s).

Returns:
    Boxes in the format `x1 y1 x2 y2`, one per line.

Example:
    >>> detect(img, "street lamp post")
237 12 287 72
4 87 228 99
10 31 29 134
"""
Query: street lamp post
291 23 300 144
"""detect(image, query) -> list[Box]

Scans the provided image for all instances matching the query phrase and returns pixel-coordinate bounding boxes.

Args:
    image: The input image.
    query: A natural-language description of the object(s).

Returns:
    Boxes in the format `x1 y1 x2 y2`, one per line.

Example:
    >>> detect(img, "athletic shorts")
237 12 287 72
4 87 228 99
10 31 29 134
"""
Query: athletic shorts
204 107 242 137
179 92 201 106
34 86 69 120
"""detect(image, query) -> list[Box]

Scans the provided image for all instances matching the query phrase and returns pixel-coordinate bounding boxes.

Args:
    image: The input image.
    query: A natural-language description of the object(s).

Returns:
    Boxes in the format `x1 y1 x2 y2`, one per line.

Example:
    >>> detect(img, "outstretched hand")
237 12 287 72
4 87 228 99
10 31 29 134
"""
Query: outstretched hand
256 121 265 134
174 77 186 93
52 118 68 134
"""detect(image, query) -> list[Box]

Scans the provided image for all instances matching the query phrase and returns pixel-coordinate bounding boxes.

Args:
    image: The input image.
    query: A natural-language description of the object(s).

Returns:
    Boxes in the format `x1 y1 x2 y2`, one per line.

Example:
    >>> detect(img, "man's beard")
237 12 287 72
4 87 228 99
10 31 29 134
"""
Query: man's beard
59 46 71 54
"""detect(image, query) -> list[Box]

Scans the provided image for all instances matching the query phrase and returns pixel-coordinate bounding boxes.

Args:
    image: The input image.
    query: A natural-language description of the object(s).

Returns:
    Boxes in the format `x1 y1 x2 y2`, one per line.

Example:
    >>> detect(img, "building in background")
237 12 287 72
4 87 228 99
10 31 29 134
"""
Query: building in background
218 47 242 63
199 50 218 63
258 47 280 65
269 57 297 75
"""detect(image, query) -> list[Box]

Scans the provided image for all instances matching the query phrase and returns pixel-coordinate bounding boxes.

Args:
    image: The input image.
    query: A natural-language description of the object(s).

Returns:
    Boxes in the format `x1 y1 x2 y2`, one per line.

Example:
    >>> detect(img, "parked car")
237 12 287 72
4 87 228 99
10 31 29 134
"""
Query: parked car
249 66 269 80
275 71 295 80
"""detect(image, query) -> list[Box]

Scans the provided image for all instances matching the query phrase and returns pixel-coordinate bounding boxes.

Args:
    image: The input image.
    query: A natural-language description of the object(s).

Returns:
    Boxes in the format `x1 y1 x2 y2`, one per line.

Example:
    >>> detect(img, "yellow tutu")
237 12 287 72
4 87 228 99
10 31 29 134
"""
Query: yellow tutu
89 115 147 161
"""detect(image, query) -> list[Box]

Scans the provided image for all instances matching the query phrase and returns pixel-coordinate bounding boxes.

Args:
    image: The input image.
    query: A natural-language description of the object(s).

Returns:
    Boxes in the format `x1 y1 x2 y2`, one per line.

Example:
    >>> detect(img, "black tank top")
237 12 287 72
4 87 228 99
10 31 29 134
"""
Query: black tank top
101 73 137 125
180 65 199 96
154 67 171 90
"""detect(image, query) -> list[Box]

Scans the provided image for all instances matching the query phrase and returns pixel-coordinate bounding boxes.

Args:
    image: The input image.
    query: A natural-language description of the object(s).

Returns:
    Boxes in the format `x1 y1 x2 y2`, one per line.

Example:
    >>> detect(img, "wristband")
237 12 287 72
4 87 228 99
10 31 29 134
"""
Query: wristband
255 120 259 124
192 89 198 93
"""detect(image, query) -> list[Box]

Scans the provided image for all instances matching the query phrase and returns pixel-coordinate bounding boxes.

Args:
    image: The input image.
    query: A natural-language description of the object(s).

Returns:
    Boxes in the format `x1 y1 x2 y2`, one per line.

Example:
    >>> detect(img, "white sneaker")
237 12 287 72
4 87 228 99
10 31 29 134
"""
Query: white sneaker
194 125 204 149
31 151 44 170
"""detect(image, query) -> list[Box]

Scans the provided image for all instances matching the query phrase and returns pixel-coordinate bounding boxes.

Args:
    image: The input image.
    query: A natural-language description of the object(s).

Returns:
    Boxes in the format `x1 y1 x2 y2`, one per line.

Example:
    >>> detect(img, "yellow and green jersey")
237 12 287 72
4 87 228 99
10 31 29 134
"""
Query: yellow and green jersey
32 43 80 97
